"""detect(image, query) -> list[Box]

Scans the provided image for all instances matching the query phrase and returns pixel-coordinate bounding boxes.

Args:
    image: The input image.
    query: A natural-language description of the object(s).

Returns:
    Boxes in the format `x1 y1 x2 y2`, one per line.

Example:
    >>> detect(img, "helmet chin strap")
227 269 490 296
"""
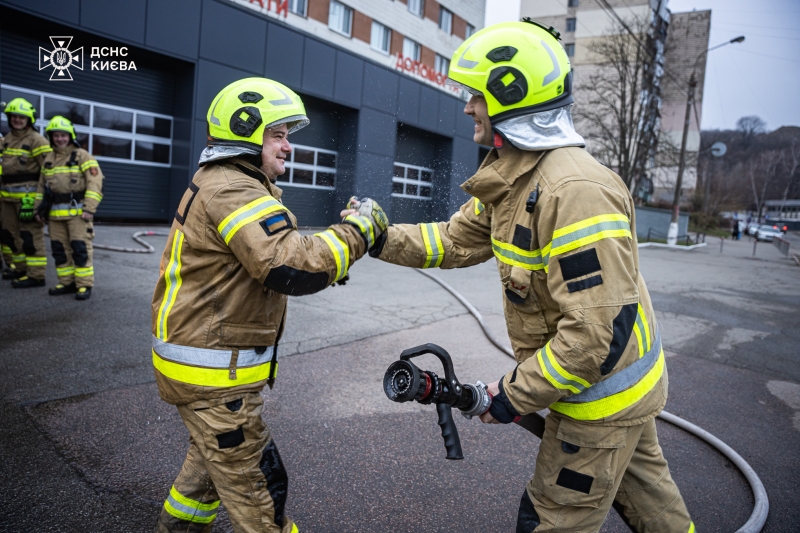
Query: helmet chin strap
493 131 505 149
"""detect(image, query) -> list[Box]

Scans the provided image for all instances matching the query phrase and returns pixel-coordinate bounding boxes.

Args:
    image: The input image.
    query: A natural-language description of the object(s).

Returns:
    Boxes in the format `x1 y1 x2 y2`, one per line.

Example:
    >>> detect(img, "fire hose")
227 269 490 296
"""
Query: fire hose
93 230 171 253
411 268 769 533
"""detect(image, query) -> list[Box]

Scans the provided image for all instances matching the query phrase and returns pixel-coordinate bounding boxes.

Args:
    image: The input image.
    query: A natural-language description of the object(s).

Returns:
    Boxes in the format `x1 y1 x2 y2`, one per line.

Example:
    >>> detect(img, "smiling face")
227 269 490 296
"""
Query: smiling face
51 131 71 148
260 123 292 181
8 114 29 131
464 94 493 147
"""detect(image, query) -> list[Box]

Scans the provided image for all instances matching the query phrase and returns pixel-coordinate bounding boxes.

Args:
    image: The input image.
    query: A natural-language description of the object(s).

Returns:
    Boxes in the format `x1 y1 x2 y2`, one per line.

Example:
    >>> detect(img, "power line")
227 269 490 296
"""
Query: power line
734 48 800 64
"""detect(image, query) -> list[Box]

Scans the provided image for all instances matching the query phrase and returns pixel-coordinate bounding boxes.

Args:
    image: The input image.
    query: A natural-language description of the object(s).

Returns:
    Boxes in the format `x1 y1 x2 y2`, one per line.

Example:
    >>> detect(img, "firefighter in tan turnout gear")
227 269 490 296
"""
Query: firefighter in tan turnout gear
359 22 695 532
35 116 104 300
1 98 52 286
151 78 387 533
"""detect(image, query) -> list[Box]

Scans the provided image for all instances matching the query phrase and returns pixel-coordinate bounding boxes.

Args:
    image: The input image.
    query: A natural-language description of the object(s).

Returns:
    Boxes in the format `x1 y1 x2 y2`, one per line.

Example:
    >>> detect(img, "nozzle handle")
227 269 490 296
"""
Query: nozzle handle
436 402 463 460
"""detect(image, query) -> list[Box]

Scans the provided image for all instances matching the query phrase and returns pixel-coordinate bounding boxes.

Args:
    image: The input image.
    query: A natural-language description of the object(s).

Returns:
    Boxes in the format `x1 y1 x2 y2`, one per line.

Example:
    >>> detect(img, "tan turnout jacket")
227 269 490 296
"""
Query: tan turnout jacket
1 128 51 203
151 157 366 405
378 146 666 426
35 146 104 218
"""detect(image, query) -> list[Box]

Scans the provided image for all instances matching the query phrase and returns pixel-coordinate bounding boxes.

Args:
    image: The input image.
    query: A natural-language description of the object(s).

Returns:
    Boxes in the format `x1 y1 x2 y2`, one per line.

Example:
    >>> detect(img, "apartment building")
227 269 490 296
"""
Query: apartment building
514 0 710 204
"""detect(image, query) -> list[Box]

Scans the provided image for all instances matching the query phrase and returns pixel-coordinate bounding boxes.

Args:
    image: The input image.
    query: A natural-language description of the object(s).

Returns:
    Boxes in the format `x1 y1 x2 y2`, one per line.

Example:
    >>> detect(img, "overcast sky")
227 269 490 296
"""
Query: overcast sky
485 0 799 132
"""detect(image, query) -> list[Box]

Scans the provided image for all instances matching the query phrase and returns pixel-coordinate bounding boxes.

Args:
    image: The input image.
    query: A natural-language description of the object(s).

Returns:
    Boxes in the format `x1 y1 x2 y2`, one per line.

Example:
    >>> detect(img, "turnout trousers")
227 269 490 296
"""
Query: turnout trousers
156 392 298 533
0 200 47 279
0 203 13 268
49 216 94 287
517 413 694 533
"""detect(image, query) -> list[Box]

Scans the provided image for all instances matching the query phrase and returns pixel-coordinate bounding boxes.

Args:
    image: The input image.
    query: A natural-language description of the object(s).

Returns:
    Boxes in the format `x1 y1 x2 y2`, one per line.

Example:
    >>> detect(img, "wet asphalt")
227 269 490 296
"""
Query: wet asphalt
0 225 798 532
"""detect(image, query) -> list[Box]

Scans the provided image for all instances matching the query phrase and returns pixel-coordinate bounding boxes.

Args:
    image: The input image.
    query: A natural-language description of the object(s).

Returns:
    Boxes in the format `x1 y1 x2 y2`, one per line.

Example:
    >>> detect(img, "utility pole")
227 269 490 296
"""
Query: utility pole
667 35 744 245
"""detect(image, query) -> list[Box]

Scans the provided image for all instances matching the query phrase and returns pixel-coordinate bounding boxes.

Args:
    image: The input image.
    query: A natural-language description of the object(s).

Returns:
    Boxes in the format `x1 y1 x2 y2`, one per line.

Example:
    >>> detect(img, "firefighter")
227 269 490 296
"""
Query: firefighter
35 116 104 300
0 130 14 277
151 77 387 533
1 98 52 287
355 21 694 532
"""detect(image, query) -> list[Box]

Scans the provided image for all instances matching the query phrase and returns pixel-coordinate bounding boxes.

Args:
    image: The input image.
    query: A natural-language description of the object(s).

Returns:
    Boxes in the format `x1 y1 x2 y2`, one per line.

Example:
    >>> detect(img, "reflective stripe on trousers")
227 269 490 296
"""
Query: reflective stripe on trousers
163 485 220 524
549 327 665 420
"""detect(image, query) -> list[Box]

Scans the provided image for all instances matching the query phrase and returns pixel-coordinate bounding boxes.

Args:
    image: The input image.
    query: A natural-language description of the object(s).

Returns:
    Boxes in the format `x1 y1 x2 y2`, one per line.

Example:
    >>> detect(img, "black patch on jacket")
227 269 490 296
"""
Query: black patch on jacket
505 288 526 305
559 248 601 281
264 265 329 296
216 426 245 449
516 489 540 533
488 380 521 424
512 224 533 250
259 440 289 527
567 274 603 293
174 182 200 225
600 303 638 375
556 467 594 494
260 212 293 236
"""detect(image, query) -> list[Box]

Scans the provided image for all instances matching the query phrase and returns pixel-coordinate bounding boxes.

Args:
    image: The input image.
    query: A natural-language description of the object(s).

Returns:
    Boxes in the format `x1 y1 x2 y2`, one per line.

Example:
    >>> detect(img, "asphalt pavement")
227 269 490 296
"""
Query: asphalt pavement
0 225 798 532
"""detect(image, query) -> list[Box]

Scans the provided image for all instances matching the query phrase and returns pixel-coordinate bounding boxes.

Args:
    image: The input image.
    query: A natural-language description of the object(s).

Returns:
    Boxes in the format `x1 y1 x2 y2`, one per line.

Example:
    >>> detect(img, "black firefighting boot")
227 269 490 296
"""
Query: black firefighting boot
11 276 46 288
76 287 92 300
49 282 78 295
2 267 24 280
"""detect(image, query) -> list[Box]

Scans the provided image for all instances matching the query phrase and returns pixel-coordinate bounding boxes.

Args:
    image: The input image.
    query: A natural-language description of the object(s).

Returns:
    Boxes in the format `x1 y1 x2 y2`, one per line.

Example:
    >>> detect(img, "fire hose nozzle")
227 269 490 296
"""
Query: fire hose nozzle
460 380 492 420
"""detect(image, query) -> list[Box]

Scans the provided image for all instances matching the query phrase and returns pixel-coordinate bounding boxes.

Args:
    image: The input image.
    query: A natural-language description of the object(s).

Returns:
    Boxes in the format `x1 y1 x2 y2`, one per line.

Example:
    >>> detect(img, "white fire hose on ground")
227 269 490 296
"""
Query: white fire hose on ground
93 230 171 253
415 268 769 533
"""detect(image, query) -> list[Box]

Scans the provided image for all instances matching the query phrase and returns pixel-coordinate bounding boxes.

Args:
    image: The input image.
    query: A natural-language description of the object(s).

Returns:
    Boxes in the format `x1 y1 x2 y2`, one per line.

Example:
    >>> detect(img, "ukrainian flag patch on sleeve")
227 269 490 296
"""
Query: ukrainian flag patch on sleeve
260 212 293 236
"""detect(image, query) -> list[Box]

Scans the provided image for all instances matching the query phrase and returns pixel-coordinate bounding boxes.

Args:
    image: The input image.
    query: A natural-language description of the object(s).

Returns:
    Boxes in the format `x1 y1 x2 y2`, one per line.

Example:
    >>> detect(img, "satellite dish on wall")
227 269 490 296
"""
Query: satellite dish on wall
710 142 727 157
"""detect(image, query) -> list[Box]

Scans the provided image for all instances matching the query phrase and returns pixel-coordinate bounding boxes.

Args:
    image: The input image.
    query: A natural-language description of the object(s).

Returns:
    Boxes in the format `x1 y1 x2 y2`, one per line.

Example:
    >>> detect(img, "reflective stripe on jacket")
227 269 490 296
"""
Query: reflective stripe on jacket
150 158 367 405
377 146 666 425
35 147 104 217
1 129 51 202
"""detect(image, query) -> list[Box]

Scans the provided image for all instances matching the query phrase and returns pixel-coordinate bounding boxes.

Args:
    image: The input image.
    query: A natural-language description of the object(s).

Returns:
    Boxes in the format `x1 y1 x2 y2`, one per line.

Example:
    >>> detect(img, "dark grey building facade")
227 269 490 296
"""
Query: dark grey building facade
0 0 481 226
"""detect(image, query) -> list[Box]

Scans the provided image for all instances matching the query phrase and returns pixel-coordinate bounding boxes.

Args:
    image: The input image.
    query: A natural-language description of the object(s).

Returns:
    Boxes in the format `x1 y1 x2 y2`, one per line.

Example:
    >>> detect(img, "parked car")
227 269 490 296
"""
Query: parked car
746 222 761 236
755 224 786 241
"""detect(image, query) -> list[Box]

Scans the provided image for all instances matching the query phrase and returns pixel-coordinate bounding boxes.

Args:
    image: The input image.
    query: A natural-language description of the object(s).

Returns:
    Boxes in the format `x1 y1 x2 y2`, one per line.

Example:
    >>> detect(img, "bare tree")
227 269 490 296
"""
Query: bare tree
777 140 800 214
573 15 661 190
748 150 783 221
737 116 767 144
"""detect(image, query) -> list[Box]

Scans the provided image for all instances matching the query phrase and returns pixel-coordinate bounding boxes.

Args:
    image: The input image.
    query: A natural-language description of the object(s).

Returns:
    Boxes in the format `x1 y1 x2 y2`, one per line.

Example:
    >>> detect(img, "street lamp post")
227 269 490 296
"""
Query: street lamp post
667 35 745 245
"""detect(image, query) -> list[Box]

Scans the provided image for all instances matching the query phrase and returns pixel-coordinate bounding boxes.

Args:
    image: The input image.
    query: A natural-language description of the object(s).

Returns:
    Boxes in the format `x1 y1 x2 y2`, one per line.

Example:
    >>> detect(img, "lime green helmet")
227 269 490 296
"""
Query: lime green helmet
45 115 77 141
206 77 309 150
447 19 573 123
4 97 37 126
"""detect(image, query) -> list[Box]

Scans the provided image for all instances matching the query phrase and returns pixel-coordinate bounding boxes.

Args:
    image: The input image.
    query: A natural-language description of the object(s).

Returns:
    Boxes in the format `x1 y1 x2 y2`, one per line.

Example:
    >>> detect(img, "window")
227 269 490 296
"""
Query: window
403 38 420 61
435 54 450 75
288 0 307 17
392 162 433 200
407 0 424 17
566 18 576 32
567 0 579 6
371 21 391 55
466 23 476 38
1 83 173 167
439 7 453 34
328 0 353 37
564 43 575 57
276 144 337 189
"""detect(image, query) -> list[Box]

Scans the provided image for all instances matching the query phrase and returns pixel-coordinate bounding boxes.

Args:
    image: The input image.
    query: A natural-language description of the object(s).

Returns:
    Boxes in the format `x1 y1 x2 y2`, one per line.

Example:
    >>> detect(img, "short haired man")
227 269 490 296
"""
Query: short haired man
1 98 52 286
353 21 694 532
152 77 386 533
35 116 104 300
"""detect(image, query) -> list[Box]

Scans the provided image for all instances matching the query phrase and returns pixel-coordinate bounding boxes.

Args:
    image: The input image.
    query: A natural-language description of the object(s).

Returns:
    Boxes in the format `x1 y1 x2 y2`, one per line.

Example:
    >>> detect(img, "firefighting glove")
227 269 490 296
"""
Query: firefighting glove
19 194 36 222
344 196 389 251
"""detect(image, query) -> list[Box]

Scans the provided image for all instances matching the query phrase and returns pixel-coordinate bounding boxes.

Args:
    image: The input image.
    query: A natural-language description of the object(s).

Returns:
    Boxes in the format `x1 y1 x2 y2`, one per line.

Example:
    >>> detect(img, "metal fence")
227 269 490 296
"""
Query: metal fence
772 236 791 257
644 228 706 246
